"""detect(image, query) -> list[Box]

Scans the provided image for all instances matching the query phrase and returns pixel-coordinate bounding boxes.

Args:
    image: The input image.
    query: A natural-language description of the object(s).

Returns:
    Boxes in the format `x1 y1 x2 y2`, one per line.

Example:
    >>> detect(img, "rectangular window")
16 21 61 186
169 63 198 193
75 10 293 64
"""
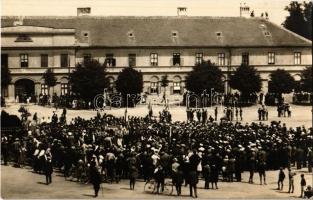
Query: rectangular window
83 54 91 63
294 52 301 65
218 53 225 66
105 54 116 67
195 53 203 66
41 54 48 68
268 52 275 64
41 84 49 95
150 53 158 66
61 83 68 95
151 82 158 94
128 54 136 67
242 52 249 65
173 82 181 94
20 54 28 68
61 54 69 68
173 53 180 66
1 54 8 68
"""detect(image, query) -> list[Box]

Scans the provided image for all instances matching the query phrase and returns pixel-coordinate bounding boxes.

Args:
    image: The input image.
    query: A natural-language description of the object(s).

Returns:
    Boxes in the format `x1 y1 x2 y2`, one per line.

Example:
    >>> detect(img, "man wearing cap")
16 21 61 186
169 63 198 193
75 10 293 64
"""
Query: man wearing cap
12 138 21 167
171 158 183 196
189 149 200 198
288 167 296 193
1 137 9 165
89 161 102 197
44 154 53 185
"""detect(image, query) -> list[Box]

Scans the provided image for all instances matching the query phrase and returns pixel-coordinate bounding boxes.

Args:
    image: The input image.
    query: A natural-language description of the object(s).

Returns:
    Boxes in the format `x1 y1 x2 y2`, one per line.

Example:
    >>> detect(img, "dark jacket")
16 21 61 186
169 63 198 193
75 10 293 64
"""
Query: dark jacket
89 166 102 185
45 160 53 175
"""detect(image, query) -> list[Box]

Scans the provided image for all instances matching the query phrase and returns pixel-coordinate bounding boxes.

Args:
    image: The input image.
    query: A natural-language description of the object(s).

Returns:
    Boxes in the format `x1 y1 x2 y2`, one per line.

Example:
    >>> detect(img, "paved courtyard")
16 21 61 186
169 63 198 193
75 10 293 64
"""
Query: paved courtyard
2 103 313 128
1 165 312 199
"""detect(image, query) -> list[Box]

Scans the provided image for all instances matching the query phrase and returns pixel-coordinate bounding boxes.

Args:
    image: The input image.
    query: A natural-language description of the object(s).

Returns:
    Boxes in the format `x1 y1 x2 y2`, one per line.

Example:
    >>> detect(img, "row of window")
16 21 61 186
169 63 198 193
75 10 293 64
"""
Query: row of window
40 83 68 95
0 52 303 68
79 52 302 66
18 54 69 68
149 82 182 94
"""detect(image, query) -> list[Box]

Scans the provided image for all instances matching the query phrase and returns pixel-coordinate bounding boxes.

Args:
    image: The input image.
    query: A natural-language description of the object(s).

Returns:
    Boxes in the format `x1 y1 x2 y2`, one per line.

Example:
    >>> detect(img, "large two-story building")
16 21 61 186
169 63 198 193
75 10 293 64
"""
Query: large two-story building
1 10 312 102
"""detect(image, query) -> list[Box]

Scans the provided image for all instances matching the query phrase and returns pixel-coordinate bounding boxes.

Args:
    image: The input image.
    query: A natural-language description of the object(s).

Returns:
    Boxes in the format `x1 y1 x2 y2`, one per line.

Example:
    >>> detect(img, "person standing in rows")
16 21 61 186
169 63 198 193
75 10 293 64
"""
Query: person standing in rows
210 163 219 189
171 158 183 196
127 152 138 190
257 153 267 185
89 161 102 197
202 109 207 123
214 107 218 121
1 137 9 165
202 161 211 189
288 168 295 193
189 149 200 198
300 174 306 198
277 167 285 190
239 107 243 121
248 151 256 184
44 156 53 185
235 108 239 121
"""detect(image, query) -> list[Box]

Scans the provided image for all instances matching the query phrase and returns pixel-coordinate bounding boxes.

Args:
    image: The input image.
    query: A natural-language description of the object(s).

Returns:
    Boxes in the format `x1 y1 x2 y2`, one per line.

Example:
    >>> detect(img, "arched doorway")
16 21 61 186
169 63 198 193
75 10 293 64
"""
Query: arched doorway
15 79 35 101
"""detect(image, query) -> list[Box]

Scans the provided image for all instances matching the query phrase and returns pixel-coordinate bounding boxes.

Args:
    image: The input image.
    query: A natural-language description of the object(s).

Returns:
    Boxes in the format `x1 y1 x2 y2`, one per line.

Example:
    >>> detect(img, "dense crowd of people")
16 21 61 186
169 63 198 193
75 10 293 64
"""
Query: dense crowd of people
1 106 313 198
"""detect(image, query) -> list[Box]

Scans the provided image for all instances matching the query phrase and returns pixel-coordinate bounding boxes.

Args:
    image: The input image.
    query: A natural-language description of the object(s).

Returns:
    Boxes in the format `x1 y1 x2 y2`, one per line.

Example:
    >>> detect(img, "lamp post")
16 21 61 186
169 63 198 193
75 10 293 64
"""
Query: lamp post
186 91 189 109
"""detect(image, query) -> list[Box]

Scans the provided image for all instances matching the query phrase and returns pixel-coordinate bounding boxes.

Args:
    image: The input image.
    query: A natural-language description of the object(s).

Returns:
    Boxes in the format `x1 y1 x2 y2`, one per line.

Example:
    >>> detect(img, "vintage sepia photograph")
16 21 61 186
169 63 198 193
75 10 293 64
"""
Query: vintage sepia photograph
1 0 312 199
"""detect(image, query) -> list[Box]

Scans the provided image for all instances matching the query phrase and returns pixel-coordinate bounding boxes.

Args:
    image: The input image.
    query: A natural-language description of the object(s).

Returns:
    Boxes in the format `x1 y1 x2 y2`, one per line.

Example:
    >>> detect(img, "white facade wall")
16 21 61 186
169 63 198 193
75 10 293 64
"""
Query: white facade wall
1 27 312 100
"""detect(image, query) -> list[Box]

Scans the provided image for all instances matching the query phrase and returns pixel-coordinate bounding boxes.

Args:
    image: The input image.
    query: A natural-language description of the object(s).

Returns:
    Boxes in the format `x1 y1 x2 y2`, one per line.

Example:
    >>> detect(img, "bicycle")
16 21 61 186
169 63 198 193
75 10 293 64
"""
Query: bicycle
144 179 173 195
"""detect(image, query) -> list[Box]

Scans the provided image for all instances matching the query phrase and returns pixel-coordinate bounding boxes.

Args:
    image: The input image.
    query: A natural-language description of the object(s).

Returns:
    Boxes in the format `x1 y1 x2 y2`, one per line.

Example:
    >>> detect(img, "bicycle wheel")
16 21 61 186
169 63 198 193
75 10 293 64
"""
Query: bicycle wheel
144 181 155 193
163 180 173 195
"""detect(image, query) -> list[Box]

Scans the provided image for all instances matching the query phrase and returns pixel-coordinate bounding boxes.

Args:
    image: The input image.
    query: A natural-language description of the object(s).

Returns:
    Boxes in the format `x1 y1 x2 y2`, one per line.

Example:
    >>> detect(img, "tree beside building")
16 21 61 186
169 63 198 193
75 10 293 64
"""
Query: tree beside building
1 65 11 97
115 67 143 107
69 59 109 102
282 1 312 40
300 66 312 92
268 69 296 100
42 68 57 95
186 60 224 95
229 64 262 102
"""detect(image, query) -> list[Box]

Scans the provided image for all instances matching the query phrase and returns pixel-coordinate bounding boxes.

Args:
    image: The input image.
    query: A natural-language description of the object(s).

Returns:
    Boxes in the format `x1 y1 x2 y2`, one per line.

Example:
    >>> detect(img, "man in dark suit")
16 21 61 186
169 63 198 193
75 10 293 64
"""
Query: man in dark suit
44 157 53 185
89 162 102 197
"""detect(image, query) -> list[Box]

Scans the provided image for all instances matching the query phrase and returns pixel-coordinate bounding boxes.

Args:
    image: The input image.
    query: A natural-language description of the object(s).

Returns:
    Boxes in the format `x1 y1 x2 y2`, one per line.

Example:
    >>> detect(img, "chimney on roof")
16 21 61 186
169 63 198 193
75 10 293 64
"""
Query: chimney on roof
177 7 187 16
261 12 269 20
239 3 250 18
77 7 91 16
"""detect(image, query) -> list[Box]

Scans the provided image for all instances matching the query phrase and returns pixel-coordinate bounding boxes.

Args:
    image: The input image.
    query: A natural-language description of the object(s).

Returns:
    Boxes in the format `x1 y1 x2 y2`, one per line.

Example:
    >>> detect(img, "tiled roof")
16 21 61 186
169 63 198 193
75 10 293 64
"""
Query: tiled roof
1 16 311 47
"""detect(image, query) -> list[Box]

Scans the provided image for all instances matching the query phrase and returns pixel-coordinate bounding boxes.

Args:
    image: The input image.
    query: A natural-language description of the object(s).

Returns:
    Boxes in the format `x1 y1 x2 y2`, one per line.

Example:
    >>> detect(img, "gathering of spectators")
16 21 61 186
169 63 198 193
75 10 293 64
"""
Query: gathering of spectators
1 107 313 197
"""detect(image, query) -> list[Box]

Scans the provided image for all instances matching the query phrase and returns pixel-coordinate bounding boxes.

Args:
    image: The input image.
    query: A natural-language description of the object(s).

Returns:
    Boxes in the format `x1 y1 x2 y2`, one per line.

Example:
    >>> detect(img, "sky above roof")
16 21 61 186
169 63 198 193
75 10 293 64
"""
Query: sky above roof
1 0 298 26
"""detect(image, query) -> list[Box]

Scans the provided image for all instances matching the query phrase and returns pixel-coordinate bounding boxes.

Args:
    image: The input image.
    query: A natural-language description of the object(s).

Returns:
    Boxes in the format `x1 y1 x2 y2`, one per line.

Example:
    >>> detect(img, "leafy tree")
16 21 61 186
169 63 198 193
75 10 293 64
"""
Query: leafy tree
229 64 262 101
303 1 312 40
70 59 109 102
160 75 169 99
300 66 312 92
1 65 11 96
1 65 11 88
268 69 296 96
42 68 57 95
282 1 312 40
186 60 224 95
115 67 143 106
